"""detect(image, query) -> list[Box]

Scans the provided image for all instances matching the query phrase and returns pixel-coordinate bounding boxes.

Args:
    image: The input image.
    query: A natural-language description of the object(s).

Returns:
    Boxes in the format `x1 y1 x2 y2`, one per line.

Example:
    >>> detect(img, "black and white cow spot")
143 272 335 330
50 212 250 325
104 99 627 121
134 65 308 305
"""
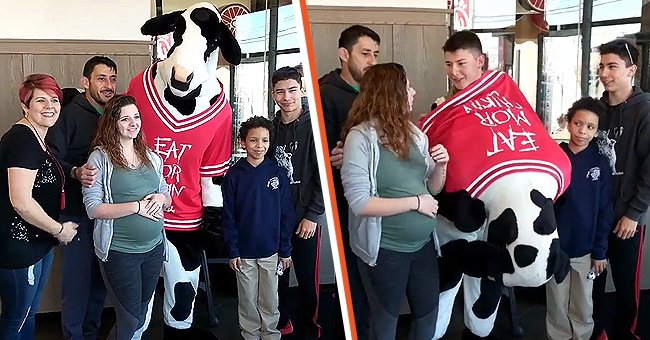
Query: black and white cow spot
438 255 463 292
514 244 538 268
472 278 502 319
170 281 196 321
546 238 570 283
487 208 518 248
442 239 515 279
209 94 219 106
436 190 486 233
164 84 202 116
530 189 557 236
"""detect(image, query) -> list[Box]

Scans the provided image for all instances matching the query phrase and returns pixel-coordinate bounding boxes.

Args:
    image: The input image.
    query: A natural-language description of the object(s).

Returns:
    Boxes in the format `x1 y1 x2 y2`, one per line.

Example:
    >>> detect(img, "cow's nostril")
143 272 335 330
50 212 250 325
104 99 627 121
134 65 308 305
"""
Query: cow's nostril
170 66 193 91
172 65 193 82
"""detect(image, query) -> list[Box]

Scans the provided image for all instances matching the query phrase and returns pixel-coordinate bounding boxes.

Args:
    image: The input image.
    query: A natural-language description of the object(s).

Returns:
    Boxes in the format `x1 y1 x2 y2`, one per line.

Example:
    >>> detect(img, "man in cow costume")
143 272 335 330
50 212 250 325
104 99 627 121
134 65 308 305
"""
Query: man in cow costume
418 31 571 339
125 3 241 339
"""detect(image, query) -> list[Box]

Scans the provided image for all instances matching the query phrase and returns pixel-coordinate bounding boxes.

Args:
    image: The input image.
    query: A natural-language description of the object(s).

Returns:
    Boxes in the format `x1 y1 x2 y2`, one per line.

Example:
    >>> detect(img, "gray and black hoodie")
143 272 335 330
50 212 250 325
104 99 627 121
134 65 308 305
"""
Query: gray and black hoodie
599 87 650 223
272 104 325 225
46 93 103 217
318 69 359 233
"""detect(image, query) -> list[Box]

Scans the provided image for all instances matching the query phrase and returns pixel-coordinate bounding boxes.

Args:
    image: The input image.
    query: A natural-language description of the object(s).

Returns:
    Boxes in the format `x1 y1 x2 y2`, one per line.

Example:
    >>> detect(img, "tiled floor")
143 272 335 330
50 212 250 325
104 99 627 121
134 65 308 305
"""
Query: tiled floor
32 272 650 339
397 287 650 339
34 264 340 340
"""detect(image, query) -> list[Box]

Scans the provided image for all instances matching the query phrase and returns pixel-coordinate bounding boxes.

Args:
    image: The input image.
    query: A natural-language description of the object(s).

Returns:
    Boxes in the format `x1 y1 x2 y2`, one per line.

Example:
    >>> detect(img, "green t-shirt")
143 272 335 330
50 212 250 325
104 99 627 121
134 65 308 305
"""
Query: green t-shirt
377 143 436 252
110 165 163 253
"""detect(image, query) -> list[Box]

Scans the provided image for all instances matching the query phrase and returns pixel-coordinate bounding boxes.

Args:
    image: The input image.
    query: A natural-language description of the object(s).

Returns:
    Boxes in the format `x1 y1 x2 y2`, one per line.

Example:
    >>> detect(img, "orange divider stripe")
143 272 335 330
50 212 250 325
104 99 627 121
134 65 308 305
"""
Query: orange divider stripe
298 1 358 339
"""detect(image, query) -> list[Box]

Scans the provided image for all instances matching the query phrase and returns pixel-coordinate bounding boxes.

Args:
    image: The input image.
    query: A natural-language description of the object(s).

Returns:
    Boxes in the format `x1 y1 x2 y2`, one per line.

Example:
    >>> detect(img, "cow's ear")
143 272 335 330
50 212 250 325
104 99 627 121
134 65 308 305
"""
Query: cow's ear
141 10 184 36
216 22 242 65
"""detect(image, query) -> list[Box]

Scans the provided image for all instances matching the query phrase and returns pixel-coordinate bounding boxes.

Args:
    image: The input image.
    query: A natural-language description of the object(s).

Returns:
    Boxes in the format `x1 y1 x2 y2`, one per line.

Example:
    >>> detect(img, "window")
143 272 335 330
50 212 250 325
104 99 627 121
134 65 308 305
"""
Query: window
231 4 305 158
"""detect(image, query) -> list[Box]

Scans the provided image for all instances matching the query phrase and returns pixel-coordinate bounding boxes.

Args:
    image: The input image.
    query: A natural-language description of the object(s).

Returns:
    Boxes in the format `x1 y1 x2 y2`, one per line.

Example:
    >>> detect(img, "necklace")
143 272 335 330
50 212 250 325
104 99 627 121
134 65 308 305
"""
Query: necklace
125 150 140 169
24 118 66 210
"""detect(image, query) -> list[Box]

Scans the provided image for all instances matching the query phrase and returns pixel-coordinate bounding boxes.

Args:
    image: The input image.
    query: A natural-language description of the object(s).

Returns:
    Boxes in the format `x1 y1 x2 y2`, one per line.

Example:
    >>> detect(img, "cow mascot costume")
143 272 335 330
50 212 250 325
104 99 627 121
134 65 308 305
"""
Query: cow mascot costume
125 3 240 339
418 70 572 339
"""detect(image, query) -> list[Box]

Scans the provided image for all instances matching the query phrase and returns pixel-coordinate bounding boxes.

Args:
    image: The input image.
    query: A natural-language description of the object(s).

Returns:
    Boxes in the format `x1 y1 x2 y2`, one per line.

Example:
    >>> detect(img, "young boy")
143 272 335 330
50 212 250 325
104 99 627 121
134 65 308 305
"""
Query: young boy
546 97 613 340
270 66 325 339
222 116 294 340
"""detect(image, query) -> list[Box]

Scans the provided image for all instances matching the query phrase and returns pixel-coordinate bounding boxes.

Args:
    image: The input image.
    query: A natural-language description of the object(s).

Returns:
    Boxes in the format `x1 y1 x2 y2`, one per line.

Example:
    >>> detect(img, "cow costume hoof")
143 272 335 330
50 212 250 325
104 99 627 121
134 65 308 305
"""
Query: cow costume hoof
162 324 219 340
436 190 486 233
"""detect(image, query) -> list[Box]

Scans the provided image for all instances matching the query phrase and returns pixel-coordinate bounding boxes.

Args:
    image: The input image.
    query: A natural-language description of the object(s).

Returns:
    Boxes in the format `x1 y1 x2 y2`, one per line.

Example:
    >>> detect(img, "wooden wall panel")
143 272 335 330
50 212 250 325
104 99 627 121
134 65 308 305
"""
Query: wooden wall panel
307 6 450 116
0 40 152 136
30 54 152 93
393 25 449 117
31 55 98 88
0 55 26 133
310 23 393 79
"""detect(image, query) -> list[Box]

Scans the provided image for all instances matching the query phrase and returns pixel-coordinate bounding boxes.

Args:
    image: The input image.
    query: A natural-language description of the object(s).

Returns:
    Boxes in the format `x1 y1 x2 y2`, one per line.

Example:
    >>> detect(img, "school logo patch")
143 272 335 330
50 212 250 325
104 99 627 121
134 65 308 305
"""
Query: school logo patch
586 167 600 182
267 176 279 190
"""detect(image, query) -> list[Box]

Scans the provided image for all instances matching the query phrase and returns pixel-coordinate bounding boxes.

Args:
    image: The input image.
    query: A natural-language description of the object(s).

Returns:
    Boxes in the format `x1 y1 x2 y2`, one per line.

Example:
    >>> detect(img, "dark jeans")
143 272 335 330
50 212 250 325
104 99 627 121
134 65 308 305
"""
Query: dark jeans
592 224 646 340
61 215 107 340
278 226 322 338
358 240 439 340
0 249 54 340
99 242 164 340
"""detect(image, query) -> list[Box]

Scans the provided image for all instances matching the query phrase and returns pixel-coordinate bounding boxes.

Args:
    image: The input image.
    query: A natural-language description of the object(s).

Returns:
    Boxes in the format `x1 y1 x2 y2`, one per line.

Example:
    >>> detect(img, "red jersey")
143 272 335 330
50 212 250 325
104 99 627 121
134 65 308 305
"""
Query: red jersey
419 70 571 200
127 65 232 231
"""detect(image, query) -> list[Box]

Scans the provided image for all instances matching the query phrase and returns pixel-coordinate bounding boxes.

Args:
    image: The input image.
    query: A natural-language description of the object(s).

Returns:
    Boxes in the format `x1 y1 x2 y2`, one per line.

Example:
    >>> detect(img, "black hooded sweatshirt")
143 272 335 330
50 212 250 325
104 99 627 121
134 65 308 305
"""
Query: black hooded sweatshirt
46 93 102 217
272 104 325 225
318 69 358 227
600 87 650 224
319 69 359 152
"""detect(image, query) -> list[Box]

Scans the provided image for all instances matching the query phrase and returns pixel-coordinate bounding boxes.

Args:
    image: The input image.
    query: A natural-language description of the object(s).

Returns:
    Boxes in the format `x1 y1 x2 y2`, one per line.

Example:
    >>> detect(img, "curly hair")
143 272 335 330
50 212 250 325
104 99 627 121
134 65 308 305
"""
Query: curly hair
341 62 413 159
91 95 152 169
238 116 273 141
566 97 607 123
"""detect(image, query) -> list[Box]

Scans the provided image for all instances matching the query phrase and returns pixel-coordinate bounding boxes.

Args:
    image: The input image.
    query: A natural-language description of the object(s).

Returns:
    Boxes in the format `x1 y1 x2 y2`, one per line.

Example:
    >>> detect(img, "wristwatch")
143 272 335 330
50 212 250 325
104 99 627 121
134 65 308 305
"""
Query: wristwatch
71 166 78 179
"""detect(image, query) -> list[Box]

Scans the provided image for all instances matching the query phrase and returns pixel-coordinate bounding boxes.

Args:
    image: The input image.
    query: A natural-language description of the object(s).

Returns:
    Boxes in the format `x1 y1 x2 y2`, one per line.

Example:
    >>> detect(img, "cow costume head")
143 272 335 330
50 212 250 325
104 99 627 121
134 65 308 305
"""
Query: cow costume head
141 2 241 116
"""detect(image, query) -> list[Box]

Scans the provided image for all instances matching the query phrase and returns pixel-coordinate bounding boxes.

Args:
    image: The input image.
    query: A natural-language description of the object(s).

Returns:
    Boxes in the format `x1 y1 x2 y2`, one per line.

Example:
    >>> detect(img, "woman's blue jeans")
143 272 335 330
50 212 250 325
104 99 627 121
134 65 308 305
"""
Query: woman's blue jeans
0 249 54 340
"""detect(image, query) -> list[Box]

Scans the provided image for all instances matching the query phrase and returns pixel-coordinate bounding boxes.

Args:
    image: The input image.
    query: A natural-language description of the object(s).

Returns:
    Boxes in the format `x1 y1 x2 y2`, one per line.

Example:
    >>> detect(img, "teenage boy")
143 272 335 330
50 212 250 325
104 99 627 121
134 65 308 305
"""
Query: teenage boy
271 66 325 339
592 39 650 340
319 25 380 340
222 116 294 340
546 97 612 340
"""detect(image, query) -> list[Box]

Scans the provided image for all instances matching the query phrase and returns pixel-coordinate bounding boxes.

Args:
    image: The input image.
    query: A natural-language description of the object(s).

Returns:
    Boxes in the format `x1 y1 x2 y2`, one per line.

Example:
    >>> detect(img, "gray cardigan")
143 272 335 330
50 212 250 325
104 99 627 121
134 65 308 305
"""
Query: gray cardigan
340 120 439 266
82 147 170 262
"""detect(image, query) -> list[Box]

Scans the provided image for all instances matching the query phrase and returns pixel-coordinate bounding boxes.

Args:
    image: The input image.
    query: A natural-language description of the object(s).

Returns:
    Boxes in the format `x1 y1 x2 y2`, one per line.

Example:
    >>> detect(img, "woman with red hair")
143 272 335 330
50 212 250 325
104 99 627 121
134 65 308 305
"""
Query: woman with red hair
0 74 78 339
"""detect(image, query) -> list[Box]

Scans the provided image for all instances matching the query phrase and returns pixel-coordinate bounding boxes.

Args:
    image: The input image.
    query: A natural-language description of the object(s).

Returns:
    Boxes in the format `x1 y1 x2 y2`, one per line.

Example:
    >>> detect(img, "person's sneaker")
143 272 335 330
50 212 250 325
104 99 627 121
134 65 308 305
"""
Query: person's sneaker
279 320 294 335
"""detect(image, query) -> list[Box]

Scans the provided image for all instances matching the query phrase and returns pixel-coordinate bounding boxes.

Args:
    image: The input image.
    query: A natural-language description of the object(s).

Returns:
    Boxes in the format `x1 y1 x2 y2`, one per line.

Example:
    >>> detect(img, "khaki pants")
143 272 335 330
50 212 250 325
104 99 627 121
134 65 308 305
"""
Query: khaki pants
546 254 594 340
236 254 280 340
